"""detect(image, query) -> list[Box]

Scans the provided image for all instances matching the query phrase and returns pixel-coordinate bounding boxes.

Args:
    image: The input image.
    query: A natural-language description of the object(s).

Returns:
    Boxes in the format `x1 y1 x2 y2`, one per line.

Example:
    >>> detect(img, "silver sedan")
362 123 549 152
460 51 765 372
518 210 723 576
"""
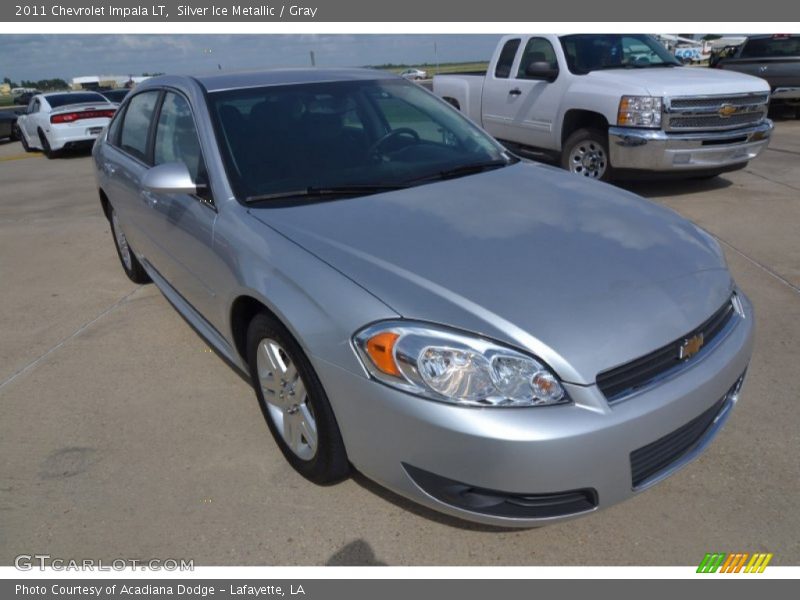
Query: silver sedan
93 69 753 527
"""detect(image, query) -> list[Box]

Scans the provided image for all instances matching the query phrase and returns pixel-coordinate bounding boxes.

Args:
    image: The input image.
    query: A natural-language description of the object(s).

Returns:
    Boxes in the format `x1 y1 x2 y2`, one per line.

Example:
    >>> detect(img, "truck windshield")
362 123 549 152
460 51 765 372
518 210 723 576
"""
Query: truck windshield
207 78 514 202
560 34 680 74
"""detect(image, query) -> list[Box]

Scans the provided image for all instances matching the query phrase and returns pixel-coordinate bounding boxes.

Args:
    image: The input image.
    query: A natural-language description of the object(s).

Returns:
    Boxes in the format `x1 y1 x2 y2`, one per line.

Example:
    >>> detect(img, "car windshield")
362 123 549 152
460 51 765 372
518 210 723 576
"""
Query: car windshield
47 92 108 108
560 34 680 74
207 78 513 202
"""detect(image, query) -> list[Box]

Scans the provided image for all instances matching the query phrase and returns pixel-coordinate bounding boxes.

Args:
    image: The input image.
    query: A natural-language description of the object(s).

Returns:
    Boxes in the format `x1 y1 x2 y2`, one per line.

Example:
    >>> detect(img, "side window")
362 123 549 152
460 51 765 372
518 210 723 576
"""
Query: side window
517 38 558 78
119 91 159 161
153 92 209 199
106 105 123 145
494 38 521 79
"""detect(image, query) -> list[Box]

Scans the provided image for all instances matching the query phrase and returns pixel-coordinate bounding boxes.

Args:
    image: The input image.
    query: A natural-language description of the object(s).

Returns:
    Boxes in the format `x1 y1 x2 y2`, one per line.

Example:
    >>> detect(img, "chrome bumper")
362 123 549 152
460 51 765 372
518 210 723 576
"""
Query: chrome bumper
608 120 773 171
772 87 800 102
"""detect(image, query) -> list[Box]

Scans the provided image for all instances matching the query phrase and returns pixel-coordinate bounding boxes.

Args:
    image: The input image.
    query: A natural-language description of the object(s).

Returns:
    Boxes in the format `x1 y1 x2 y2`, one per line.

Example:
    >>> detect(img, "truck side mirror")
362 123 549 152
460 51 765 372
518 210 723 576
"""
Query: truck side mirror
525 61 559 83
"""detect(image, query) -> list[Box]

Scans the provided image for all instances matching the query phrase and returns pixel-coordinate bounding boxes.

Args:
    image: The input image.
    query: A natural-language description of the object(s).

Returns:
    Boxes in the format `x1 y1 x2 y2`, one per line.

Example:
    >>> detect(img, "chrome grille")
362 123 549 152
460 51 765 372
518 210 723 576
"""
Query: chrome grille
669 93 769 109
665 93 769 132
669 113 765 130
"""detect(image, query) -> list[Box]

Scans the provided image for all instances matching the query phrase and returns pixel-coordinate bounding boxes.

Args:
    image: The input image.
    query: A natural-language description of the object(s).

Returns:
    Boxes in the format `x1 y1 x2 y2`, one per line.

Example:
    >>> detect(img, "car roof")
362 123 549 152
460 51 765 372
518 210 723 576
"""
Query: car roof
190 68 398 92
42 91 106 98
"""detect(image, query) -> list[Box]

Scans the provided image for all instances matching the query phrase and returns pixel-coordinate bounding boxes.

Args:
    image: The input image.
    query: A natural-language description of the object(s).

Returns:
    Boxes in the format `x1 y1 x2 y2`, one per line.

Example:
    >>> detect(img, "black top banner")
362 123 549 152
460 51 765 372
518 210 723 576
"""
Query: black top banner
2 0 798 22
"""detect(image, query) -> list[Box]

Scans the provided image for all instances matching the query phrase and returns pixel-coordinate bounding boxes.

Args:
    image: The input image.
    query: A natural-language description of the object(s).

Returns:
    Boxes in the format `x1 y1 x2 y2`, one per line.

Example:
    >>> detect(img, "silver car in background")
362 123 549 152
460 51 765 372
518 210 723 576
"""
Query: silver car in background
93 69 754 527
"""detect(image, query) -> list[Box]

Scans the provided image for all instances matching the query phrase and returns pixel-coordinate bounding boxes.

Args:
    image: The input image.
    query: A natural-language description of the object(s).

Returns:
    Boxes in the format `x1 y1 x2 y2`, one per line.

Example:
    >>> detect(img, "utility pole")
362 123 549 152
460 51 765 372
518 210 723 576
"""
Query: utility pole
434 41 439 76
310 51 316 67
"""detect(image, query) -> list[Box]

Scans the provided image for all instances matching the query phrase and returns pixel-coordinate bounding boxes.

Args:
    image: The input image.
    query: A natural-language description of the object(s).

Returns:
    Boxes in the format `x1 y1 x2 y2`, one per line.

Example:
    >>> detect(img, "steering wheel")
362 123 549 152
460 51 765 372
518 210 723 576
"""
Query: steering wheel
368 127 420 158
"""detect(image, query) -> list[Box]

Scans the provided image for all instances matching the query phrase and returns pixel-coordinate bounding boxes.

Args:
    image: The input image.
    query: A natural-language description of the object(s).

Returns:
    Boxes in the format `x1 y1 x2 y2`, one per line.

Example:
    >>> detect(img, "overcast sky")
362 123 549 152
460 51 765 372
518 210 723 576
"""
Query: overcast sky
1 34 502 82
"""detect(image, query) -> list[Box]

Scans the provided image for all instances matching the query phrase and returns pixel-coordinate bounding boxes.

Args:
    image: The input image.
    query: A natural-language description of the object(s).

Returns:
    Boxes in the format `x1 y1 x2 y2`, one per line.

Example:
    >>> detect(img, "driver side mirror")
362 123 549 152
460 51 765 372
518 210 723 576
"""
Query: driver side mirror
524 61 559 82
142 162 198 195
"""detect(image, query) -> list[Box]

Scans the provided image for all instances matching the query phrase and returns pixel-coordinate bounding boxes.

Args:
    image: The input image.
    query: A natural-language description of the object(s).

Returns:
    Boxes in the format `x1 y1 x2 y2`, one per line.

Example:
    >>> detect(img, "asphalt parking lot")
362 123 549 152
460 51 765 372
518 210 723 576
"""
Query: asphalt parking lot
1 118 798 567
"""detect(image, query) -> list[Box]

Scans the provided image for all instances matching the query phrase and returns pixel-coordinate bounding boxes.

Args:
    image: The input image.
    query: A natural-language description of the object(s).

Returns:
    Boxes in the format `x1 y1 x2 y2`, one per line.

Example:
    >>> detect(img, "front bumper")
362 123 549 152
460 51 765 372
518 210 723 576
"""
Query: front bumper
772 87 800 103
608 121 773 171
314 294 754 527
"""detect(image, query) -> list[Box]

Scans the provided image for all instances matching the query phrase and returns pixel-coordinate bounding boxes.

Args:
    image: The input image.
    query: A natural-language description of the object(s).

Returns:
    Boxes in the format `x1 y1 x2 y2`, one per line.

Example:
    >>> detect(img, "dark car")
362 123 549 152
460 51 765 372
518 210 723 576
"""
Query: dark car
0 108 24 141
99 89 130 105
14 90 41 107
715 34 800 116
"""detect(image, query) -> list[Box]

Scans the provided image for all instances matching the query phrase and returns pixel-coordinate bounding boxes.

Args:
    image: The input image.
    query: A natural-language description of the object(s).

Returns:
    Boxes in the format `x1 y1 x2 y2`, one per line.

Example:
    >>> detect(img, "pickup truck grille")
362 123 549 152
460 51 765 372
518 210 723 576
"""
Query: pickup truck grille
665 93 769 132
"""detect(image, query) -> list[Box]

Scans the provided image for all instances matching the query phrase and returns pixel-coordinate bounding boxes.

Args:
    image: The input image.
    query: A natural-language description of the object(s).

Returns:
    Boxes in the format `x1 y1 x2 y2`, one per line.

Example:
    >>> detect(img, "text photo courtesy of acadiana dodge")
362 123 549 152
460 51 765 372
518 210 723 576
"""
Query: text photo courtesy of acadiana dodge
15 584 307 597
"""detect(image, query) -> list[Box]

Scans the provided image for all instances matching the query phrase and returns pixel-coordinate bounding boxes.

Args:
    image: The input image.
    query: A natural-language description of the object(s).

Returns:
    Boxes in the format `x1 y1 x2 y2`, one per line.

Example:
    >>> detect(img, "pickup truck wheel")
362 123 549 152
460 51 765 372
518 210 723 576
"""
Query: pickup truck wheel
562 128 612 181
38 129 60 159
110 208 150 284
247 313 350 485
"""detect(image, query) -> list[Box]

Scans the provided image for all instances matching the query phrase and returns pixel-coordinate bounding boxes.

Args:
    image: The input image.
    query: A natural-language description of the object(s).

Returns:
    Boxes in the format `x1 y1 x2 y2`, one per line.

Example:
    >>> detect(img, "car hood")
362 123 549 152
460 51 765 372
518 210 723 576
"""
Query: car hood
587 65 770 97
251 163 733 384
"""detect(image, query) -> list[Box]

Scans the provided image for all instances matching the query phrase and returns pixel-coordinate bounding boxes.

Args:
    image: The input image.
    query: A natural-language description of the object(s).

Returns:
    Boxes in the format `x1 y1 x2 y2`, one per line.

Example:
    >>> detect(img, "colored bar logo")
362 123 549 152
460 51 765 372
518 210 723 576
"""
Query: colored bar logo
697 552 773 573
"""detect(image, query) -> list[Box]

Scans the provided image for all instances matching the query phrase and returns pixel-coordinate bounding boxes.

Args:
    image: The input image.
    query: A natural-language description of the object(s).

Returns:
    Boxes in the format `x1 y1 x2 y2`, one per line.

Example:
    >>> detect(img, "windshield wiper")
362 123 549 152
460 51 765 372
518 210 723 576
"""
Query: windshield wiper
408 158 514 184
245 184 408 203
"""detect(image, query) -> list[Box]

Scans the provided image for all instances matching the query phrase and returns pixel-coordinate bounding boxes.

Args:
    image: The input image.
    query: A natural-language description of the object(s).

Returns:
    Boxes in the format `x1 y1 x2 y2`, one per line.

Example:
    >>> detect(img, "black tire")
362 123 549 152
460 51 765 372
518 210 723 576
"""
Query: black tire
17 126 34 152
561 128 613 182
38 129 60 159
246 312 350 485
109 206 150 284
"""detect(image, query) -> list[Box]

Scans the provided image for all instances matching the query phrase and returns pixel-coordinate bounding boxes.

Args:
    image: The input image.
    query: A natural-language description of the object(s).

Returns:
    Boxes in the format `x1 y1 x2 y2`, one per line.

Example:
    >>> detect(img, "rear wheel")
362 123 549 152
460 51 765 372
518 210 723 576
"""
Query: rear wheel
561 128 612 182
38 129 59 159
109 207 150 284
247 312 350 485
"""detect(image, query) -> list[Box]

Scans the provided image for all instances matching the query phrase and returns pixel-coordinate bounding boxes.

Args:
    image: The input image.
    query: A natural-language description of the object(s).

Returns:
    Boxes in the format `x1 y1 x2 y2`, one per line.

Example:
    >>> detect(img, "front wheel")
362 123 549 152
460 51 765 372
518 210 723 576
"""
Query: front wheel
247 313 350 485
561 128 613 182
17 126 34 152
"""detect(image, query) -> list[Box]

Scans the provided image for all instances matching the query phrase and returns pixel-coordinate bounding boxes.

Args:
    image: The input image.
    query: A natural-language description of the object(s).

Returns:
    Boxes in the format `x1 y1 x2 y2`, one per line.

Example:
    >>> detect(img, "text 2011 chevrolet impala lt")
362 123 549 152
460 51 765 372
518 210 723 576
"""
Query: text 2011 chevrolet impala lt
93 70 753 526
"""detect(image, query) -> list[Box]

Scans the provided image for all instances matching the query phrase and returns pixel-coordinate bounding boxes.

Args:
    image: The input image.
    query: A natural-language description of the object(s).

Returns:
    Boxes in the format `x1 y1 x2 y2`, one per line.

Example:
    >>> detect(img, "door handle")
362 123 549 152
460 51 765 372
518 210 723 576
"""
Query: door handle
509 88 522 96
140 189 157 206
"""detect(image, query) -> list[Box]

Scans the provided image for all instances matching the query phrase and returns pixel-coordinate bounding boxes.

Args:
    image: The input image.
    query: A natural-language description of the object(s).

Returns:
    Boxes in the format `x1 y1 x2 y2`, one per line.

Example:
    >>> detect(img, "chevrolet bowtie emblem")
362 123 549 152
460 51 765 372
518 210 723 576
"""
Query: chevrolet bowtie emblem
719 104 737 118
679 333 705 360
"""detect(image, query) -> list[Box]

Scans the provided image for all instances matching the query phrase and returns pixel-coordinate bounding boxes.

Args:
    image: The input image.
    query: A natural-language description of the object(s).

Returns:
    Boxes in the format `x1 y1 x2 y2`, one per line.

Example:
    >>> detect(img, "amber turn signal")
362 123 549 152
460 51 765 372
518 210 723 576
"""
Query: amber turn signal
365 332 401 377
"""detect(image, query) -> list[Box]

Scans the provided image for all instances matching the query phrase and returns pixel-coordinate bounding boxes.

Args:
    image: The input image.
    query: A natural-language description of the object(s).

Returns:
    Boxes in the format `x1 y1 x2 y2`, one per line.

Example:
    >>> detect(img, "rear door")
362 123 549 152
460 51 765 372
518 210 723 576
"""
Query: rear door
101 89 162 260
22 97 42 140
483 36 566 149
480 37 523 140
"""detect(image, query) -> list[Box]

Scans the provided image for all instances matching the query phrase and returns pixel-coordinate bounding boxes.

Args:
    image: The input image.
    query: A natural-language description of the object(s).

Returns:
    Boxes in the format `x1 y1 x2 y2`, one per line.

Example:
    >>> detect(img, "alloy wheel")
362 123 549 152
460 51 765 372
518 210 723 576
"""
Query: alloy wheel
256 338 318 460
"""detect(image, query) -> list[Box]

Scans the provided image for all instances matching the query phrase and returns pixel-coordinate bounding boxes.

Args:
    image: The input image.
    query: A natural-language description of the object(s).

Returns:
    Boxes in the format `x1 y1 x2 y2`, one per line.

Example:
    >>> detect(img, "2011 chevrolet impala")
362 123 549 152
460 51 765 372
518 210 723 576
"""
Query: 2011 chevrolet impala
93 69 754 526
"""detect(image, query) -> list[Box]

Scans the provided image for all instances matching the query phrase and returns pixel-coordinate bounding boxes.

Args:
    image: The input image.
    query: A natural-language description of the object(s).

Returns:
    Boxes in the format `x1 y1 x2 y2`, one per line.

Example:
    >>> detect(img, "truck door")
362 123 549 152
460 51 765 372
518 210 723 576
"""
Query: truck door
490 36 566 150
480 37 523 141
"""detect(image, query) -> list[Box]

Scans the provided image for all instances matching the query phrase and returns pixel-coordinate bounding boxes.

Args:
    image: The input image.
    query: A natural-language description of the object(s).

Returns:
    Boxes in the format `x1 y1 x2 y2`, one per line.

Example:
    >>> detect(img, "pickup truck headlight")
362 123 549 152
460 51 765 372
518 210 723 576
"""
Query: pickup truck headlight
617 96 663 128
353 322 569 407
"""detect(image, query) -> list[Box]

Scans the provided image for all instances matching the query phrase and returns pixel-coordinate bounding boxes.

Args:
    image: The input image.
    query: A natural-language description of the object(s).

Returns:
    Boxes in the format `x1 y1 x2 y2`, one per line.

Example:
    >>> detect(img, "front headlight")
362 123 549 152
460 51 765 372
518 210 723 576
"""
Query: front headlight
617 95 663 128
353 322 569 407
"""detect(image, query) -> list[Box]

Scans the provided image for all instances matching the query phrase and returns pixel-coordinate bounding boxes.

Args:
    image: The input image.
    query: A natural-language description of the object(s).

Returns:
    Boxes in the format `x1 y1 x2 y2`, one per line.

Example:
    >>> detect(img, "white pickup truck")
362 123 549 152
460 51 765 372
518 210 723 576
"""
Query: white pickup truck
433 34 774 180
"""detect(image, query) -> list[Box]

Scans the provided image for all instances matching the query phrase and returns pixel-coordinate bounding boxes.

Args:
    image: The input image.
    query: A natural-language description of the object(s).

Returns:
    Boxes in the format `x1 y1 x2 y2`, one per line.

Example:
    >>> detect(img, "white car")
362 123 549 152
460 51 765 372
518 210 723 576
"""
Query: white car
16 91 117 158
399 68 428 81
